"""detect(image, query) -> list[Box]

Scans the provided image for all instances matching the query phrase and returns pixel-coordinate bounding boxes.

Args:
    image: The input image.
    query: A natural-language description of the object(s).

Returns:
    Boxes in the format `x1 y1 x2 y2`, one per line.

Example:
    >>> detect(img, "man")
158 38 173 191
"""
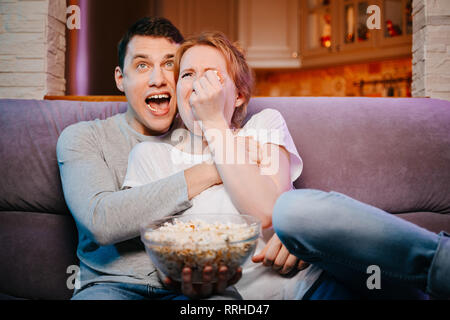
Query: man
57 17 240 300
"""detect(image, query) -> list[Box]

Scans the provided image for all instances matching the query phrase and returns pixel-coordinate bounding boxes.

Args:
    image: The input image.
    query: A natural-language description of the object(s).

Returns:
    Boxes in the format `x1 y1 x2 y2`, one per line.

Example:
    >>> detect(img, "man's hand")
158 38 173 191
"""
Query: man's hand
163 265 242 299
252 233 309 275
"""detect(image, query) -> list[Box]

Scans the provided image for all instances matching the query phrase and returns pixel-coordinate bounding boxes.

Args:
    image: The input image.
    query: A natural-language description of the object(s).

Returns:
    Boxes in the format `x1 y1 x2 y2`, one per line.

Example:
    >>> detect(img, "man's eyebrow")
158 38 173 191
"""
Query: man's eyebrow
132 54 149 61
131 53 175 61
163 54 175 60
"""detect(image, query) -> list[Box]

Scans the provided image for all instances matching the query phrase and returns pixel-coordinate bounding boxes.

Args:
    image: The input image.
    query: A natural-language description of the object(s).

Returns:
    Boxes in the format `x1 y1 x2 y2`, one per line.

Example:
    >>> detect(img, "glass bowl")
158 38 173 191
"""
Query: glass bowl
140 214 261 284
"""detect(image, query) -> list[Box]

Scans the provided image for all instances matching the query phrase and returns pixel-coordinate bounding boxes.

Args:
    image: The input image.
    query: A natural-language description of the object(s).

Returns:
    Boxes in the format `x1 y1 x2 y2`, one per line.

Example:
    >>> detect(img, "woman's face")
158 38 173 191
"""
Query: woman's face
176 45 240 134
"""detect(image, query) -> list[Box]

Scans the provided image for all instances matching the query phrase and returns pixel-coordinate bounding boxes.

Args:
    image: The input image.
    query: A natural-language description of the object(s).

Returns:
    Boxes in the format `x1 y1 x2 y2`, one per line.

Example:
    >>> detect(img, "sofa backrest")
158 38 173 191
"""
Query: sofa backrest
1 97 449 300
1 96 449 219
0 99 127 216
246 98 450 220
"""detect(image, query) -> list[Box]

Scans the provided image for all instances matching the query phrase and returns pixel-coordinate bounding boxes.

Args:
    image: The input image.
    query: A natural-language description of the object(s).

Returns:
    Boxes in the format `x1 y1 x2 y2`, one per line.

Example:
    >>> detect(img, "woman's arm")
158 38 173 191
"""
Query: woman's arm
188 70 292 228
203 120 292 228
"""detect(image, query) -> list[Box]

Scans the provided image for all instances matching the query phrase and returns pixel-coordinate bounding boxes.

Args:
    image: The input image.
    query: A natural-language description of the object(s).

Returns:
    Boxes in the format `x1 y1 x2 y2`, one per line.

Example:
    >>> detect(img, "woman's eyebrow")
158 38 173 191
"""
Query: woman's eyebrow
180 68 194 73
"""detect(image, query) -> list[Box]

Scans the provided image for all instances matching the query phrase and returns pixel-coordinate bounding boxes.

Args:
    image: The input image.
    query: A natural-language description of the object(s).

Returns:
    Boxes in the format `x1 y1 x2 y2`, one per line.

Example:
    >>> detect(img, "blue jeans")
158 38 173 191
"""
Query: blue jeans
71 282 243 300
273 189 450 300
71 282 189 300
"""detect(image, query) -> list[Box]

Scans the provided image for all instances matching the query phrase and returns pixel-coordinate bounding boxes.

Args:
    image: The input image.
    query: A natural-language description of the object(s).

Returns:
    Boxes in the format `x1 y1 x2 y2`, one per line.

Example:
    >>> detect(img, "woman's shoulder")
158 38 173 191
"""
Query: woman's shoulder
243 108 286 130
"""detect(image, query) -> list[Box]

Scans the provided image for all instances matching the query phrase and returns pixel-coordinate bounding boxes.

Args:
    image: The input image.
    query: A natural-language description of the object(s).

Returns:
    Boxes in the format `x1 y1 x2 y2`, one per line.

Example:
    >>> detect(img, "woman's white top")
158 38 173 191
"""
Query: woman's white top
123 109 322 300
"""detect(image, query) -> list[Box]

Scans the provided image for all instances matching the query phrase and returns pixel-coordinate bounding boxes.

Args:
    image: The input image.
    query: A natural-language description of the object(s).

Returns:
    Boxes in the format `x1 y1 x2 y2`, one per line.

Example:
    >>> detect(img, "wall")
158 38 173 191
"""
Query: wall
65 0 157 96
254 57 412 97
0 0 66 99
412 0 450 100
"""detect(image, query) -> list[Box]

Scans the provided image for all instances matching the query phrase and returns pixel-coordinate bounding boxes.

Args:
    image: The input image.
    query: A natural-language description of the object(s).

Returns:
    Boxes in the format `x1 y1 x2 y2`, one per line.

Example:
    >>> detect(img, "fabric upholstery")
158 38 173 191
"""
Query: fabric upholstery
0 97 449 299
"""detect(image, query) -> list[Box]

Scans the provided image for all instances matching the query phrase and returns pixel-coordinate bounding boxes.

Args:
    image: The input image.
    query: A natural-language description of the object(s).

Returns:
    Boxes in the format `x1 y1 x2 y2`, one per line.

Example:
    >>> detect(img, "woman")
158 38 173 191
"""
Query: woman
122 31 324 299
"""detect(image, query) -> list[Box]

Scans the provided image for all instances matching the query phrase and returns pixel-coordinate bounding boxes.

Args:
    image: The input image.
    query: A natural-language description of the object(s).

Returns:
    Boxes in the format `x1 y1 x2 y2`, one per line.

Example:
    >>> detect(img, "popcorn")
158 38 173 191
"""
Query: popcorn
143 218 259 283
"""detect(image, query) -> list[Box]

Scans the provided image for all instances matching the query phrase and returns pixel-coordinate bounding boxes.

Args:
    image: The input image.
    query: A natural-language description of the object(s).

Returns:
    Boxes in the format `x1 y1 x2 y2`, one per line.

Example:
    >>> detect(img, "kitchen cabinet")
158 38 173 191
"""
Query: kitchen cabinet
160 0 412 70
237 0 301 68
300 0 412 68
159 0 238 41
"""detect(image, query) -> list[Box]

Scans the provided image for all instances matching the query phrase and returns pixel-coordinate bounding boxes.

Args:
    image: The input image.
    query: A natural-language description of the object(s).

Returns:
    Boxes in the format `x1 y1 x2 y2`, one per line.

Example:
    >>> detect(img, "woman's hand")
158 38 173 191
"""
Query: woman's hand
252 233 310 275
189 70 227 130
163 265 242 299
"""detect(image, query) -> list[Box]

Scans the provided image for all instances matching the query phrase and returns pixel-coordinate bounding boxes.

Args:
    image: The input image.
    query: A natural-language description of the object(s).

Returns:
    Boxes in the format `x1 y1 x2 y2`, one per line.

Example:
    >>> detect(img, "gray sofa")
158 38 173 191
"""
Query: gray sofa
1 97 449 300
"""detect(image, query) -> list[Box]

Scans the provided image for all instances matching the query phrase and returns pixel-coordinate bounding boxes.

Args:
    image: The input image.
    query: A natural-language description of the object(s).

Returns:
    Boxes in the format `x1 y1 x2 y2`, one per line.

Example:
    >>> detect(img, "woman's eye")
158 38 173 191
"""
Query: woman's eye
181 72 193 79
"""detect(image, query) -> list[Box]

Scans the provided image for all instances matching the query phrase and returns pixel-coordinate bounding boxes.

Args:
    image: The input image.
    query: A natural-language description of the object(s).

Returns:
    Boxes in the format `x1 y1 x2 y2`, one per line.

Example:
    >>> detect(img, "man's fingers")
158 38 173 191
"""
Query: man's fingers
200 266 214 297
227 267 242 286
181 267 195 297
215 265 228 294
163 276 180 291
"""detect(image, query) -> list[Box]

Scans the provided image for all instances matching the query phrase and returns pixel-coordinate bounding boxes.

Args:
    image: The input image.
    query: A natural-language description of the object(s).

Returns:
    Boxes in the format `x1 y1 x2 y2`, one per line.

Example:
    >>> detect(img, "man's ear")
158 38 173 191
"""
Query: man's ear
115 66 124 92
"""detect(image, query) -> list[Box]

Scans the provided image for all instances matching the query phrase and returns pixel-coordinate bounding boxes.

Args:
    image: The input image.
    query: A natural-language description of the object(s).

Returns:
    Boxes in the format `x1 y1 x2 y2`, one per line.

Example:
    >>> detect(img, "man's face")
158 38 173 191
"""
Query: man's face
115 36 179 136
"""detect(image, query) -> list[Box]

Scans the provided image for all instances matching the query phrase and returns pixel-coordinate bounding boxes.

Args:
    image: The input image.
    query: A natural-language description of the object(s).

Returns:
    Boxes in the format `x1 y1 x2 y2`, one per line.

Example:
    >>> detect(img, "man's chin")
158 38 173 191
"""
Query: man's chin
144 114 179 134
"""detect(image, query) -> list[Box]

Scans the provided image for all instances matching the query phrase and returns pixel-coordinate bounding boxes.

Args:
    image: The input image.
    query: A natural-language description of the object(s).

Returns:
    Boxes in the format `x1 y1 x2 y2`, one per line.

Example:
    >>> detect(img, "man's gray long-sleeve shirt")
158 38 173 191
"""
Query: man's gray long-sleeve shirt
56 112 192 290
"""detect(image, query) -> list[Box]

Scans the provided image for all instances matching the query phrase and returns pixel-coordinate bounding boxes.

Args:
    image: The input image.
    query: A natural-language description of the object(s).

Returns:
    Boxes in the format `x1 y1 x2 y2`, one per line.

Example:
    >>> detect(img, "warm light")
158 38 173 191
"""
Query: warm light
324 40 331 47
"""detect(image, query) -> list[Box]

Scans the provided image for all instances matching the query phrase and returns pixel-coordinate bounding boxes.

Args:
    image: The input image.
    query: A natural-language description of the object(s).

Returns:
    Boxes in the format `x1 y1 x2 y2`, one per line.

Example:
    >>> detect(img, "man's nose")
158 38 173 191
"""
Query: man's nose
148 66 165 87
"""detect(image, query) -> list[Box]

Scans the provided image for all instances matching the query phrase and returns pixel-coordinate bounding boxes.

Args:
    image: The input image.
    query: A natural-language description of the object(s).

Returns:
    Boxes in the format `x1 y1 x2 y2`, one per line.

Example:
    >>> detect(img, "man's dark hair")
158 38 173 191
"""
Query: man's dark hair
118 17 184 71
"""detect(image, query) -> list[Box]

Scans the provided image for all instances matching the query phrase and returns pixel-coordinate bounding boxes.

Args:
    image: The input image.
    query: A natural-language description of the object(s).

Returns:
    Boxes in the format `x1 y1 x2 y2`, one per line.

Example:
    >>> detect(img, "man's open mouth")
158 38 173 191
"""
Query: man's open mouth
145 93 171 114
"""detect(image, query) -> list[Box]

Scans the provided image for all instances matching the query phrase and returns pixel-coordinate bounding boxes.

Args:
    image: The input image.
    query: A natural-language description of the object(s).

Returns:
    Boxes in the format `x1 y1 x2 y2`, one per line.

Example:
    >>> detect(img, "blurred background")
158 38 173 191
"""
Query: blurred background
65 0 412 97
1 0 448 100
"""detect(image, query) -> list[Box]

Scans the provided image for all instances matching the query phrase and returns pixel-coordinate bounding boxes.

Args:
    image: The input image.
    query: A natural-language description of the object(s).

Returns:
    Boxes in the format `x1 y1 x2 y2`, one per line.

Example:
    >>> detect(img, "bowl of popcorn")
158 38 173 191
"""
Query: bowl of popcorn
140 214 261 284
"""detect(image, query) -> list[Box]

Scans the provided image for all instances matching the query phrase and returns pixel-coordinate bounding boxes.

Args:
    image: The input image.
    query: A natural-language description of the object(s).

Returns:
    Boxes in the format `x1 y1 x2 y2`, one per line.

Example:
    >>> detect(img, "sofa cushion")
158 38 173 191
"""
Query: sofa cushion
0 99 127 215
246 97 450 222
0 211 78 299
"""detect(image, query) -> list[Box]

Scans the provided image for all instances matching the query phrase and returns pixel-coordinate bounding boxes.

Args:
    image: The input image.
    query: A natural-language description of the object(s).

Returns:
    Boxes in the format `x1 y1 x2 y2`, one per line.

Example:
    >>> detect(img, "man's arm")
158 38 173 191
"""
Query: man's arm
184 162 221 200
56 124 219 246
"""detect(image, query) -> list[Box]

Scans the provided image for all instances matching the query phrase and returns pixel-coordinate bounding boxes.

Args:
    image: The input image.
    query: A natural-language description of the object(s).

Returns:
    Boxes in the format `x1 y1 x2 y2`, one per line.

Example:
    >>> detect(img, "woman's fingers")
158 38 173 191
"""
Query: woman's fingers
263 235 282 267
251 241 268 263
198 76 214 94
280 254 299 275
205 69 223 86
298 260 310 271
273 245 290 271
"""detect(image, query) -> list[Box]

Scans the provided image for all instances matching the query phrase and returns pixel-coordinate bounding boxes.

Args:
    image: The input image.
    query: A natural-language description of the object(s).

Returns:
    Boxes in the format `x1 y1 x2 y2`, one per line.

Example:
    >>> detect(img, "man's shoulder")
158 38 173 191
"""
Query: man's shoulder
57 113 124 150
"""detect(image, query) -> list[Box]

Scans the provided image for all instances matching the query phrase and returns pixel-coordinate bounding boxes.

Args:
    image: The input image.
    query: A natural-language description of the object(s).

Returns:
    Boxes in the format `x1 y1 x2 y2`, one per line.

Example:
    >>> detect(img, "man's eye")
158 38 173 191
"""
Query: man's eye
137 63 148 70
165 60 174 69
